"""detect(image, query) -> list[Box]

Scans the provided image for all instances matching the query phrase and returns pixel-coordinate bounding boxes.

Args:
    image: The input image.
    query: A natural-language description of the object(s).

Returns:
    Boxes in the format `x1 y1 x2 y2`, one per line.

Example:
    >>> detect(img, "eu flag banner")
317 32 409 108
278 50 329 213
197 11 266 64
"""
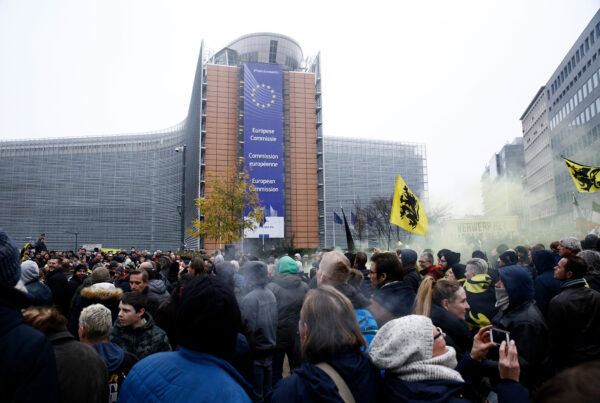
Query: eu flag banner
333 212 343 224
390 174 428 236
243 63 285 238
564 158 600 193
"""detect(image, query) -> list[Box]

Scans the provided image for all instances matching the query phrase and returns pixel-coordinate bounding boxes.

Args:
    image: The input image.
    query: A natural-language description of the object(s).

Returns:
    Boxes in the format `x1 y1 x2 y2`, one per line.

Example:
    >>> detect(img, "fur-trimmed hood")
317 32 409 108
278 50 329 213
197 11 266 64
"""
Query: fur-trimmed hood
80 282 123 301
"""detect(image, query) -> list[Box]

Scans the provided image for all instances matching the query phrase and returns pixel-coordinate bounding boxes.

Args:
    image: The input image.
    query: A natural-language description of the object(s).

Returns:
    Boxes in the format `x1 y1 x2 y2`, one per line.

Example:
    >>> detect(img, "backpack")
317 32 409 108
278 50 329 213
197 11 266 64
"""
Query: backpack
355 308 378 351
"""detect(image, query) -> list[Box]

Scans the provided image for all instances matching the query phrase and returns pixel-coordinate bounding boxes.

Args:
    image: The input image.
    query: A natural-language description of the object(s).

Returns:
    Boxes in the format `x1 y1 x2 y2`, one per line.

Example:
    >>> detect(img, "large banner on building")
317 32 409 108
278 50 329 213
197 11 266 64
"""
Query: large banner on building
243 63 285 238
443 217 519 241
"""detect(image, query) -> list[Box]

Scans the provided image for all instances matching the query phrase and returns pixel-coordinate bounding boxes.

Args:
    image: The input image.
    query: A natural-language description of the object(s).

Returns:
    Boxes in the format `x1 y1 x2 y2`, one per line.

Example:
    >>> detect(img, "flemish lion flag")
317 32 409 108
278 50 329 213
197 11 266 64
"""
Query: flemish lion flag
390 174 428 236
563 157 600 193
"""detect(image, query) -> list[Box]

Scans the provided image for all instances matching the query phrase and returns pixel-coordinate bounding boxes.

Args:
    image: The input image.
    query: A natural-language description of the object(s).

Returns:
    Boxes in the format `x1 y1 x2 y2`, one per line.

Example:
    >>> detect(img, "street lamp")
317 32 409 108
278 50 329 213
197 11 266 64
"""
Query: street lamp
65 231 79 251
175 145 187 251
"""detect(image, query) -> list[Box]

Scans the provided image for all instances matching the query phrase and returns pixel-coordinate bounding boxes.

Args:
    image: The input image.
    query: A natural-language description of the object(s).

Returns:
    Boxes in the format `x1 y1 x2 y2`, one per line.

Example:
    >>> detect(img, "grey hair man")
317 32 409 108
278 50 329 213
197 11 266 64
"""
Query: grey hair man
558 237 582 257
463 258 496 332
79 304 138 403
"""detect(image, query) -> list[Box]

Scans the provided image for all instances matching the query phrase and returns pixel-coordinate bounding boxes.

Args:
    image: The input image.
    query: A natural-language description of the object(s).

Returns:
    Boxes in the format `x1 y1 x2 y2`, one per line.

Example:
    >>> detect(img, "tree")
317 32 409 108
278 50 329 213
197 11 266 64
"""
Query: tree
189 160 264 248
353 196 408 251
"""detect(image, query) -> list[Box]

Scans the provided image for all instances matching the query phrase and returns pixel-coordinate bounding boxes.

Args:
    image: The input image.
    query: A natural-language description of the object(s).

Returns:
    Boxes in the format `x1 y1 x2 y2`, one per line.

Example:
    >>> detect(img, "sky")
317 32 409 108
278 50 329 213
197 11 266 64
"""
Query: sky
1 0 599 217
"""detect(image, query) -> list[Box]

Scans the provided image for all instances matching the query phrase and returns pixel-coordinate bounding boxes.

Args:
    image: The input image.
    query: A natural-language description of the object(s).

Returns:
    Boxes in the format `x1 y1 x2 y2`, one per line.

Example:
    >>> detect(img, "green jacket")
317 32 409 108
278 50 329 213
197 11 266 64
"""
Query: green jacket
110 313 170 360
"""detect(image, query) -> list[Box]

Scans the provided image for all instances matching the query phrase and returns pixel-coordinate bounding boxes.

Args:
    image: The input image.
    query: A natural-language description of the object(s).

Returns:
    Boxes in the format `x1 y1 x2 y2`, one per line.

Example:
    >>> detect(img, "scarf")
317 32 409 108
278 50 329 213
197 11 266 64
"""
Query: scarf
389 346 464 383
495 288 510 311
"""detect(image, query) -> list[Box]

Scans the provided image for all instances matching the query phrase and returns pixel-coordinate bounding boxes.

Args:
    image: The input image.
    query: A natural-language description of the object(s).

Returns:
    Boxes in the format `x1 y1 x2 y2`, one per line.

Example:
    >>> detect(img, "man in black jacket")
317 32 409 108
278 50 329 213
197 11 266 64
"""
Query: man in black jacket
46 257 70 316
0 228 61 402
548 255 600 371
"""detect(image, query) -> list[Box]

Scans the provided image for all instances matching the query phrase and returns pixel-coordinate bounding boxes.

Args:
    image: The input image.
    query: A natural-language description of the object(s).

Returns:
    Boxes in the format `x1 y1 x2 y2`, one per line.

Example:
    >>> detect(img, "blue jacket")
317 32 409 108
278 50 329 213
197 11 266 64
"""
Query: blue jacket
267 350 381 402
118 348 253 402
532 250 562 318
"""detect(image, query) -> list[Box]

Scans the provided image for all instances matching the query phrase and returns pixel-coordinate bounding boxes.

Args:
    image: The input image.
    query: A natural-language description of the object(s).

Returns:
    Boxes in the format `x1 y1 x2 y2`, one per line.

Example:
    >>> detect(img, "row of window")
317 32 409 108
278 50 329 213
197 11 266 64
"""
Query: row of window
551 21 600 96
550 66 600 130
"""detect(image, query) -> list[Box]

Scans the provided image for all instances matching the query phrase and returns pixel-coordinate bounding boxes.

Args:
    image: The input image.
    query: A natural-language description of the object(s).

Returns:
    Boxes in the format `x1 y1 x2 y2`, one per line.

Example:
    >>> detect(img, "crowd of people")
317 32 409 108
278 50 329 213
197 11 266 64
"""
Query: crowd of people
2 228 600 402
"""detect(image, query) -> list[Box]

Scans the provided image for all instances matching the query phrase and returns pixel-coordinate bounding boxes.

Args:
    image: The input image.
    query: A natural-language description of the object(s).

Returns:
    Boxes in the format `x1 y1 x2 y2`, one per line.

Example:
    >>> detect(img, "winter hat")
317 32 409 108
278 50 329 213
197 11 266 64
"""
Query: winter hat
243 261 268 289
401 249 418 267
451 264 466 281
176 276 241 360
583 234 598 251
20 260 40 283
294 253 302 260
443 251 461 267
0 229 21 287
561 237 582 252
91 267 111 284
277 256 299 274
578 250 600 275
369 314 463 383
499 250 519 266
471 250 488 262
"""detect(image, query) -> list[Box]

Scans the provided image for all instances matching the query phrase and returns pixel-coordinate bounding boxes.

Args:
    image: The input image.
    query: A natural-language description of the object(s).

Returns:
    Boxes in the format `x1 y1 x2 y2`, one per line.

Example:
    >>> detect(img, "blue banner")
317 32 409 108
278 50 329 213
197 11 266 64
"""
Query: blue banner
243 63 284 238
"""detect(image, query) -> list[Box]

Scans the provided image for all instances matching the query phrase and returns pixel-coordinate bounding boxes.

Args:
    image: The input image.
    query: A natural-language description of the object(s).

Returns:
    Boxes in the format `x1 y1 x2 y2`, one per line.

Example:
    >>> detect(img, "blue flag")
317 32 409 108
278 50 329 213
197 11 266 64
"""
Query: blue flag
333 212 343 224
351 212 356 224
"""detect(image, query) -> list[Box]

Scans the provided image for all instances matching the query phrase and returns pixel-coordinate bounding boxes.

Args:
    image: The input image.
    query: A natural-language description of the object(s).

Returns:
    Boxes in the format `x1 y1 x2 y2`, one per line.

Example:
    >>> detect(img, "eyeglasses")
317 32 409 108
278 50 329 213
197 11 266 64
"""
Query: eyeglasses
434 327 444 340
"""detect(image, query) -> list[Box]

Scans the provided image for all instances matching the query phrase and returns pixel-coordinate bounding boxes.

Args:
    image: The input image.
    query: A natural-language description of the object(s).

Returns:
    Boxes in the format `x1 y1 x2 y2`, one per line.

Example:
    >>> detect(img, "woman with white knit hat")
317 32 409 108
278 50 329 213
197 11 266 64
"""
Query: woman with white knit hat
369 315 529 402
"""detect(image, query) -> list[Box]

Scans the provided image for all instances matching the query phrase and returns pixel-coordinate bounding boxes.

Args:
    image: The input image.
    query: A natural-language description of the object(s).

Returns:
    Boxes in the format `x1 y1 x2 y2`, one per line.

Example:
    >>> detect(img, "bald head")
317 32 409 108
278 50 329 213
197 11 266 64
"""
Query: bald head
317 251 351 286
138 261 153 271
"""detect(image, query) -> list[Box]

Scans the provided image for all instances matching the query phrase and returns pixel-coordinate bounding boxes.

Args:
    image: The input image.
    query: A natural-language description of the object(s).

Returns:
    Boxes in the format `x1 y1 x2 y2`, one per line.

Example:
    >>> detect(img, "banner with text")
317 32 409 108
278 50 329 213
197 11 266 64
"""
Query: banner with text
243 63 284 238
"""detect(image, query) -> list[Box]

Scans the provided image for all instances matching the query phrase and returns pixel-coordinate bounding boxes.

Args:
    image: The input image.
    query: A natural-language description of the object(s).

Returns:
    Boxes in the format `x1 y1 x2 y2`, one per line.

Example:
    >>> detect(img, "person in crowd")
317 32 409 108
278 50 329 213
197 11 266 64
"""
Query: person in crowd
532 361 600 403
139 261 170 306
23 306 108 403
491 264 550 390
317 251 379 349
268 286 381 402
0 228 61 402
129 268 161 316
414 277 473 360
45 256 70 315
473 249 499 285
67 263 88 302
239 261 277 399
400 248 422 294
68 266 123 337
441 250 465 284
118 276 253 402
154 273 196 350
418 252 444 280
110 291 170 359
21 259 53 306
582 234 599 251
463 257 497 332
353 251 372 297
266 255 309 385
579 249 600 291
557 237 582 258
114 263 131 292
498 250 519 268
547 255 600 371
368 252 415 327
188 257 207 276
78 304 138 403
532 249 562 318
35 233 48 254
369 315 528 402
515 245 536 279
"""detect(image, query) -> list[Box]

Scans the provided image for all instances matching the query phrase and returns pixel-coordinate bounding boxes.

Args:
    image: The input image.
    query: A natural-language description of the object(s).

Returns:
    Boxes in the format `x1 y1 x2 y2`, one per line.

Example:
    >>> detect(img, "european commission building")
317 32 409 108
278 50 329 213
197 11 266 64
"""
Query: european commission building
0 33 427 252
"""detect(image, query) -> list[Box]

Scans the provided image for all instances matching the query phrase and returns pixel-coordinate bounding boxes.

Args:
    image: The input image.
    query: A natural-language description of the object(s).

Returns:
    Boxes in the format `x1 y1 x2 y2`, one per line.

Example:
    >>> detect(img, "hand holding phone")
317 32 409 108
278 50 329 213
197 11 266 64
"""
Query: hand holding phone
489 328 511 346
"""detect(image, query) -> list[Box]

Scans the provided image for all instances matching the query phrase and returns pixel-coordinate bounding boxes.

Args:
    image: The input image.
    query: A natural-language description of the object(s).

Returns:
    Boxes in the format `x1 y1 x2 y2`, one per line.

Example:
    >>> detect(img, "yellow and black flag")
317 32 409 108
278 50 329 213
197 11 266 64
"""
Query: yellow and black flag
564 157 600 193
390 174 428 236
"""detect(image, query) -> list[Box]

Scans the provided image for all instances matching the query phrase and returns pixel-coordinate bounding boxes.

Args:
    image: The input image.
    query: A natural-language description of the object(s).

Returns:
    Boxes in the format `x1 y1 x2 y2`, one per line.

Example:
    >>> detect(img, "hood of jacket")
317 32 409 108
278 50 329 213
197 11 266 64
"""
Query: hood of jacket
335 283 370 309
93 341 124 372
383 376 471 403
294 351 375 402
80 282 123 301
276 256 299 274
531 250 556 275
148 279 168 296
273 272 303 289
20 260 40 284
498 265 534 307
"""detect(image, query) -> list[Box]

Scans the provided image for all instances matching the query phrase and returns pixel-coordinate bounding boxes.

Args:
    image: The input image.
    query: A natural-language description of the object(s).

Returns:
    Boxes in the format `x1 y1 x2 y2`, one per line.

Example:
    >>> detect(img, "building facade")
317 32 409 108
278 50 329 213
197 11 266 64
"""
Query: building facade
0 33 427 252
520 11 600 232
323 137 428 249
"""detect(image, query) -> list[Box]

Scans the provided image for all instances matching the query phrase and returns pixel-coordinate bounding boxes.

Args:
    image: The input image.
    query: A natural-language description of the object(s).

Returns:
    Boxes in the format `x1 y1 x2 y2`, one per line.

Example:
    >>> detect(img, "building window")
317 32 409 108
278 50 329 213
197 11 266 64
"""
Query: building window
269 40 278 64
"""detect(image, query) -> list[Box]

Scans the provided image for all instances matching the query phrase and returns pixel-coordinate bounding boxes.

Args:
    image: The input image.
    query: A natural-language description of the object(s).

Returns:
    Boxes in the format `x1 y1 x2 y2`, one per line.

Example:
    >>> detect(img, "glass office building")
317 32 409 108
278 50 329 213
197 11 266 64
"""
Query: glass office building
323 137 428 249
0 33 428 252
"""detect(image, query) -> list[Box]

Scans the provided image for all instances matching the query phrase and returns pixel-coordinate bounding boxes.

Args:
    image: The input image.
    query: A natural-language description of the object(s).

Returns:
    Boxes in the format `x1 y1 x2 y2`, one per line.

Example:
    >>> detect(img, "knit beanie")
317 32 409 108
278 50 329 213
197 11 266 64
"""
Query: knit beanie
401 249 418 267
584 234 599 251
277 256 299 274
91 267 111 284
443 251 461 267
176 276 241 360
0 229 21 287
451 264 466 281
369 314 463 383
20 260 40 284
561 237 582 252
